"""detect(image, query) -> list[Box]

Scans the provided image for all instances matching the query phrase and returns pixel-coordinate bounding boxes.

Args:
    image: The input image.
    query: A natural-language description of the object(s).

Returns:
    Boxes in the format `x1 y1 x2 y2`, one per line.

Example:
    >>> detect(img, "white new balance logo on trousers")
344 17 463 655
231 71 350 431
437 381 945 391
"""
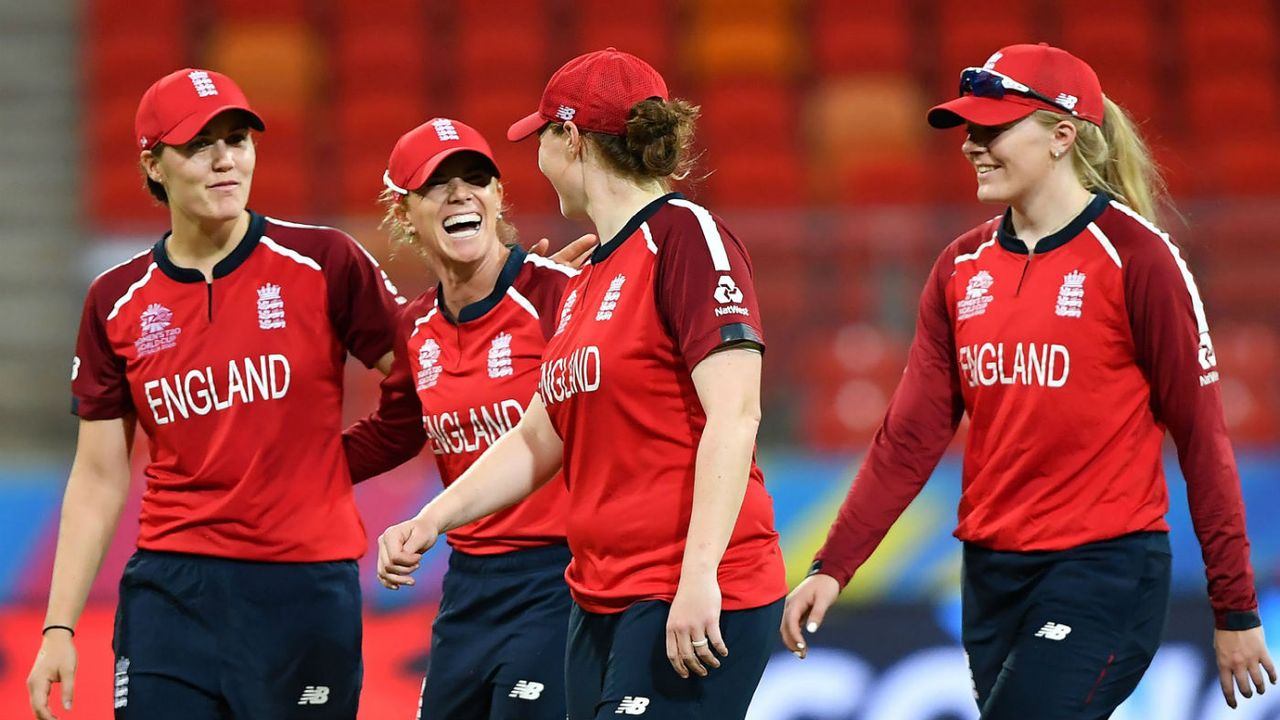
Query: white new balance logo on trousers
298 686 330 705
616 696 650 714
1034 622 1073 641
509 680 544 700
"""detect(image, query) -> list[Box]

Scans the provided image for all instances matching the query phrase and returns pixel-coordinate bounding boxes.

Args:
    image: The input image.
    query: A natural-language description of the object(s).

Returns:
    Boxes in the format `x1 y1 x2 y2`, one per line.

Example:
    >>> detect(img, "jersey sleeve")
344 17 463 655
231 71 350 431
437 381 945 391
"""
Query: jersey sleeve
71 281 133 420
518 260 574 341
813 248 966 587
343 307 427 483
1125 236 1259 630
655 206 764 370
326 232 403 368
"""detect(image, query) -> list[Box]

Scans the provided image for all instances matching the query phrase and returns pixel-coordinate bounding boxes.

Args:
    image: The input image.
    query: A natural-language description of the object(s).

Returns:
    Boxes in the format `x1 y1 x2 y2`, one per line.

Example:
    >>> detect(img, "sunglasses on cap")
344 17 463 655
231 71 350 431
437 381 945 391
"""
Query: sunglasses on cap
959 68 1080 118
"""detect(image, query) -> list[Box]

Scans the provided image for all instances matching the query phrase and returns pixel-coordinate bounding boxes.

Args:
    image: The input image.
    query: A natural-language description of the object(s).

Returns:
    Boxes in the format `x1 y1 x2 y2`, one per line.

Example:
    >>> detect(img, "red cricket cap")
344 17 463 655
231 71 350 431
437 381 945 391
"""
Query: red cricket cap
135 68 264 150
928 43 1104 129
507 48 669 142
383 118 499 194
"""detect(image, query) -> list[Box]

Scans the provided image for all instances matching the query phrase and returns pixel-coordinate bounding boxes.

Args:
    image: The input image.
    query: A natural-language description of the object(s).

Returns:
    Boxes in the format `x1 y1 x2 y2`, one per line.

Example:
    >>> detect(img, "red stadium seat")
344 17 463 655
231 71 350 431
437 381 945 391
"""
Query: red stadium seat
686 9 802 81
699 80 800 156
334 95 429 213
933 0 1035 95
576 2 673 69
1179 2 1277 70
811 0 912 75
211 0 308 21
334 24 428 99
701 147 806 209
1186 77 1280 145
203 22 323 109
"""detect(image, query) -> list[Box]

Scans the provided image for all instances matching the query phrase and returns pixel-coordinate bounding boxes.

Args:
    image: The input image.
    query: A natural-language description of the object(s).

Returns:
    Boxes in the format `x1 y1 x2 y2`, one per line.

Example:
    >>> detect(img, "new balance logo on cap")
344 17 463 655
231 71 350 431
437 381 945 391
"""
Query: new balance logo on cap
556 105 577 121
616 696 650 715
297 685 330 705
509 680 545 700
1034 622 1072 641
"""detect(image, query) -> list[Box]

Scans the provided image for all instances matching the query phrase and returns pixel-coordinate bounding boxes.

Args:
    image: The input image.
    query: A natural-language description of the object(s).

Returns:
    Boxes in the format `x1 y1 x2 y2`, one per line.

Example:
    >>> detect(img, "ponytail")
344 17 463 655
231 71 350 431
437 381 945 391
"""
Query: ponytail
1033 97 1171 224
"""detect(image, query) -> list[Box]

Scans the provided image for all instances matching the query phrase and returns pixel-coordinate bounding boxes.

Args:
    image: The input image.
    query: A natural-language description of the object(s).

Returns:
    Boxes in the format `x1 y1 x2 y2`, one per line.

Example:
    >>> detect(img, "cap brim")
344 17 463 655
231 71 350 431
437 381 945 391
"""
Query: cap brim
163 105 266 145
507 112 548 142
396 147 501 193
927 96 1038 129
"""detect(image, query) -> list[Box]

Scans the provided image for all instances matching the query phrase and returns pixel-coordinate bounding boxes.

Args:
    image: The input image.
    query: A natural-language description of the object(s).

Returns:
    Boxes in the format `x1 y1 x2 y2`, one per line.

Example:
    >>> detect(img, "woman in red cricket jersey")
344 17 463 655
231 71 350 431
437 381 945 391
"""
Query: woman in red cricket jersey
342 117 588 720
781 43 1275 718
376 49 786 719
27 69 403 719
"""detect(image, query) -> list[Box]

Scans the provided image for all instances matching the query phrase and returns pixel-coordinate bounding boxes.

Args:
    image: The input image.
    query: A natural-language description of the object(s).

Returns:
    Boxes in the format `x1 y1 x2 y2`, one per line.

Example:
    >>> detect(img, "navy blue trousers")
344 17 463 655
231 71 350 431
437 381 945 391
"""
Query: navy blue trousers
418 544 572 720
113 550 362 719
962 531 1172 719
566 598 783 719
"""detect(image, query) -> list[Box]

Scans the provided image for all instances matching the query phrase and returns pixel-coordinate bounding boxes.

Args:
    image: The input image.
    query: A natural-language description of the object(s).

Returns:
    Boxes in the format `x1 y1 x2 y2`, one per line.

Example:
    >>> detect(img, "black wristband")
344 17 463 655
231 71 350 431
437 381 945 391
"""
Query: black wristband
42 624 75 637
1222 611 1262 631
806 560 824 578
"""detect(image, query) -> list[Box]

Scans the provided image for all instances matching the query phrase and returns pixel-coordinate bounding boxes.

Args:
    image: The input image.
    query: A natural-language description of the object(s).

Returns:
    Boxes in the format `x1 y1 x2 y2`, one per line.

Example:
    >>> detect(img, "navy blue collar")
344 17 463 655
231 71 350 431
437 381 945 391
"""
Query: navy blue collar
437 244 527 324
591 192 684 264
997 193 1109 255
153 211 266 283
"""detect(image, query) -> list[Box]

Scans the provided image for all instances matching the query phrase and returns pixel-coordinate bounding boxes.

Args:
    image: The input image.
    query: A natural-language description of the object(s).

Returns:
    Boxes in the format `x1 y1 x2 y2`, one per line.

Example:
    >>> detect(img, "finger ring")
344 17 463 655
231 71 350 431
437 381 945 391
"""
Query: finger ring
691 639 709 648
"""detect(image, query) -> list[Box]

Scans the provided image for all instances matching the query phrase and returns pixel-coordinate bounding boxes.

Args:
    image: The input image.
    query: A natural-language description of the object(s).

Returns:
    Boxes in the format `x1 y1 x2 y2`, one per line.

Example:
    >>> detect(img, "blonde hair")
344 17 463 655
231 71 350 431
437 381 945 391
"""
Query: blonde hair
377 182 518 258
1032 97 1170 224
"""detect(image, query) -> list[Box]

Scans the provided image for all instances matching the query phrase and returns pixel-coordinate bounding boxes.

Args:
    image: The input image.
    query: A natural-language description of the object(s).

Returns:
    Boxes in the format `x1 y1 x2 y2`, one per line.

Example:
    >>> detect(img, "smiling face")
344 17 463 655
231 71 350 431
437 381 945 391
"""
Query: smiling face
404 151 504 268
962 115 1058 206
141 110 256 222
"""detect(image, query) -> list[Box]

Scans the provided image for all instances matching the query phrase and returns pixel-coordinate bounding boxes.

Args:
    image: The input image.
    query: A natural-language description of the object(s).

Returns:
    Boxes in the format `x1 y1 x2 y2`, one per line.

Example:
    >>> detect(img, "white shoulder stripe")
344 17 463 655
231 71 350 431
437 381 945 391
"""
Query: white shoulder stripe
94 248 152 282
1108 201 1170 240
264 216 339 231
506 286 539 319
1087 223 1122 268
409 306 439 339
1155 230 1211 337
669 199 730 271
523 252 579 277
954 229 998 264
1107 200 1209 335
260 235 322 271
641 222 657 255
106 262 159 321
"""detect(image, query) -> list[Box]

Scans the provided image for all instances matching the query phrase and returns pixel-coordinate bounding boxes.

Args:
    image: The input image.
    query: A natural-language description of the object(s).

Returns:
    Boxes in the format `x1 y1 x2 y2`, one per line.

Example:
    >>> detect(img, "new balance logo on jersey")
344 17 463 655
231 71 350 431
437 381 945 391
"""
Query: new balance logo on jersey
257 283 286 329
1034 622 1072 641
488 332 514 378
298 686 330 705
616 696 650 715
596 274 626 321
114 657 130 709
509 680 545 700
431 118 460 142
714 275 744 304
556 290 578 335
958 271 995 320
136 303 182 357
556 105 577 121
188 70 218 97
1054 270 1085 318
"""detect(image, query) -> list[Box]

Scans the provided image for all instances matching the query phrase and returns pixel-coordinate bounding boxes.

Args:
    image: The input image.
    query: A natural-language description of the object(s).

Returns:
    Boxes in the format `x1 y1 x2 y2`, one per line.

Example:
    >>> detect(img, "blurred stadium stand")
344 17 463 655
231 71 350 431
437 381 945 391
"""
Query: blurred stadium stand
1 1 1277 717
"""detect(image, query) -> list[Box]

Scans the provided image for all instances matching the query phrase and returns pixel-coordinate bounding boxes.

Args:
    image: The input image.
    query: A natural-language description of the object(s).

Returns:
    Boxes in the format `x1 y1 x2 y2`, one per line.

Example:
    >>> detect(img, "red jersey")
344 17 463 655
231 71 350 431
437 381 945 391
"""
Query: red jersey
815 194 1258 627
538 193 786 614
72 212 401 562
344 246 574 555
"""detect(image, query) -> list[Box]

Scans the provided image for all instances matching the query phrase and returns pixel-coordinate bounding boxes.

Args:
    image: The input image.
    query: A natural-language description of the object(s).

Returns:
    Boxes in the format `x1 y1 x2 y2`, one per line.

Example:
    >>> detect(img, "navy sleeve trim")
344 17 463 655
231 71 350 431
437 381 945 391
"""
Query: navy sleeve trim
1221 610 1262 631
718 322 763 349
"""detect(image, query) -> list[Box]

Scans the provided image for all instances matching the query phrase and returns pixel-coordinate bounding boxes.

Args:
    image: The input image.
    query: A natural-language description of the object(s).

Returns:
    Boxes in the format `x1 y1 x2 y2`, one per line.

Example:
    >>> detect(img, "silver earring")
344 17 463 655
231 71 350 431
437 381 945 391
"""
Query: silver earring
1052 150 1063 160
